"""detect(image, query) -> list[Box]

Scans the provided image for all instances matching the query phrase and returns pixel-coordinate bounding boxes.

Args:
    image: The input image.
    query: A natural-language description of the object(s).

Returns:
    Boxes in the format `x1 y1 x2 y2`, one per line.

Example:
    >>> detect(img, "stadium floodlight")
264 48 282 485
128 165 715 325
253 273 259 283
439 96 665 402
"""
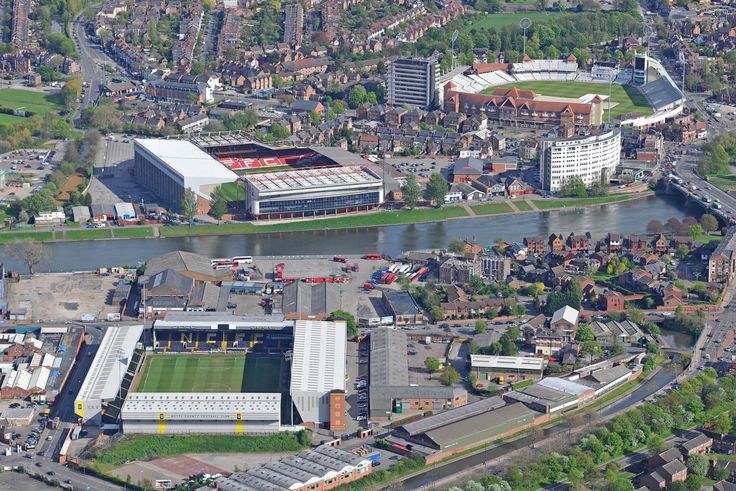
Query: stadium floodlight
519 18 532 57
451 30 458 71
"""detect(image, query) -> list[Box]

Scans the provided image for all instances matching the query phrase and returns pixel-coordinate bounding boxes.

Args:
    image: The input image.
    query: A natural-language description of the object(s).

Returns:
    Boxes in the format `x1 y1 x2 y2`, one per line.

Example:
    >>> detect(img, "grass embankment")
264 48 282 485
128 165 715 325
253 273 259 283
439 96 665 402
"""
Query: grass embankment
513 200 533 212
160 207 470 237
112 227 153 238
484 81 652 119
470 202 513 215
64 227 153 240
0 230 53 243
90 433 307 473
532 194 632 210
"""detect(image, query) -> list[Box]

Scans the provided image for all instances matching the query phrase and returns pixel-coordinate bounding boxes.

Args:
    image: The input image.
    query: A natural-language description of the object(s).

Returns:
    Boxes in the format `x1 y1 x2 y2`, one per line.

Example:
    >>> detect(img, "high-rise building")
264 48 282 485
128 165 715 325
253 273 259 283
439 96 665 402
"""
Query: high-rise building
284 3 304 45
634 54 649 85
540 128 621 193
387 56 439 109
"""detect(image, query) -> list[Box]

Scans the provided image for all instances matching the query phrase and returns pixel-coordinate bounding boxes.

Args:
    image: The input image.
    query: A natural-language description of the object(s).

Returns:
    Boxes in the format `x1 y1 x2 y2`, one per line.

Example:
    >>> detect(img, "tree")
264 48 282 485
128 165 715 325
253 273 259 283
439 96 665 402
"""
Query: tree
348 85 367 109
208 186 228 224
714 411 733 435
6 240 51 275
180 188 198 224
401 173 422 210
426 173 448 207
685 475 703 491
559 176 587 197
61 77 83 109
647 434 665 455
700 214 719 233
17 210 28 224
424 356 441 377
686 454 708 477
475 320 486 334
670 482 688 491
625 308 645 325
448 238 465 254
296 429 310 446
580 340 603 363
687 223 703 240
438 366 461 386
309 111 321 127
576 323 595 342
328 310 358 338
647 219 664 234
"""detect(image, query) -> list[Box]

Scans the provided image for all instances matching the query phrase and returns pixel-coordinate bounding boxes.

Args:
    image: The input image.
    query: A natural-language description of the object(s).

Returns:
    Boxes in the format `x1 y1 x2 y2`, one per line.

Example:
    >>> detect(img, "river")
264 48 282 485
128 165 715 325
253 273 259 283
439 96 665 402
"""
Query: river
3 194 695 273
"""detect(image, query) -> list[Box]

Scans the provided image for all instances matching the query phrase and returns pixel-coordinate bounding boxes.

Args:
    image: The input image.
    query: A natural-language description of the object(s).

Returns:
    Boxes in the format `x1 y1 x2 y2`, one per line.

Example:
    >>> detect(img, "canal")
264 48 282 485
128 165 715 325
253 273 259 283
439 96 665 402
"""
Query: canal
3 194 695 273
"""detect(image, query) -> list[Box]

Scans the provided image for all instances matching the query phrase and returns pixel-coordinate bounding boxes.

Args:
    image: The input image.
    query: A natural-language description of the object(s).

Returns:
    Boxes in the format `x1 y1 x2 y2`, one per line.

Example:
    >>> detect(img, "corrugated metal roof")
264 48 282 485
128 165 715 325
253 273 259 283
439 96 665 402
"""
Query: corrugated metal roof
369 327 408 387
399 396 506 436
134 139 238 181
290 320 346 394
537 377 591 396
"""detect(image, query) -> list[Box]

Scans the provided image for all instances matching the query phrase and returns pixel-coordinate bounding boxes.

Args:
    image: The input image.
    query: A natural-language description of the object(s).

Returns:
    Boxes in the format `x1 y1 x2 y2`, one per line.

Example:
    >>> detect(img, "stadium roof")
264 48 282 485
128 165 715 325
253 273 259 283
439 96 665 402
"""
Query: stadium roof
154 311 290 329
470 355 545 372
121 393 281 420
77 325 143 403
290 320 346 394
308 146 373 166
641 77 683 111
134 139 238 181
398 396 506 436
370 327 408 387
244 166 382 193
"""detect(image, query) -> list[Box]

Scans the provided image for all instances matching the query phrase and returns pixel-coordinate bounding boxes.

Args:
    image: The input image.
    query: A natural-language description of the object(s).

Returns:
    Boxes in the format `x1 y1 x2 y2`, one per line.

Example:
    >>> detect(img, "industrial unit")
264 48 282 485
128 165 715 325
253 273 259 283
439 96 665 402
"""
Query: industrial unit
75 325 144 425
133 139 238 211
290 320 346 426
470 354 545 384
121 392 281 434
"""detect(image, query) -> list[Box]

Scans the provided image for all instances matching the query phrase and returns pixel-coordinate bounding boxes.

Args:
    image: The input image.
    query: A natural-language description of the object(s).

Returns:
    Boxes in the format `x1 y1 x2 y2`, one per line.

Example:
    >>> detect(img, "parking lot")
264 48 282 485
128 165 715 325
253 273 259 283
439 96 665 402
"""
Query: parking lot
0 148 55 203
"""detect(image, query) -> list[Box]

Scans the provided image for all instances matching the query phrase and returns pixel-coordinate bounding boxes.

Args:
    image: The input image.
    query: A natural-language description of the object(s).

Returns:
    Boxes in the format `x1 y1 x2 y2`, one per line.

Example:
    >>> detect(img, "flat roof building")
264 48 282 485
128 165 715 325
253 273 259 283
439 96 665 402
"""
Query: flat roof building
133 139 237 211
243 165 383 219
504 381 581 414
75 325 144 425
121 392 281 434
470 355 545 384
290 320 346 425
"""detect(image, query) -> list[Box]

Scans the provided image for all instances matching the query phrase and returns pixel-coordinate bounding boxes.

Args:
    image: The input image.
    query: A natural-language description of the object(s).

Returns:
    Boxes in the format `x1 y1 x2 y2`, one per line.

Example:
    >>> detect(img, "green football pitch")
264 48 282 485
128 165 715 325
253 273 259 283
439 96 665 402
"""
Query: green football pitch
137 355 246 392
482 81 653 118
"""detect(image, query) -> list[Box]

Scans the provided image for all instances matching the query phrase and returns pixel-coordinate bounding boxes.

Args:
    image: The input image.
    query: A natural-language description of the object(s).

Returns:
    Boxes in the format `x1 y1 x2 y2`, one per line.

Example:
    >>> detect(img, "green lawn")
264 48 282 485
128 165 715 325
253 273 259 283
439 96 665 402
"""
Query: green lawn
532 194 632 210
483 81 652 119
470 202 513 215
137 355 246 392
113 227 153 238
469 11 568 30
708 173 736 191
514 200 533 212
0 89 63 119
160 207 470 237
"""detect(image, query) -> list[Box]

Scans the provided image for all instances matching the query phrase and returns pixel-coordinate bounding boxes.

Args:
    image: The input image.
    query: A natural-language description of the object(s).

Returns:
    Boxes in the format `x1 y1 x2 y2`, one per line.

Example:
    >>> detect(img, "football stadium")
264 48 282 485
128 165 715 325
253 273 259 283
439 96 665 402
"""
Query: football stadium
442 55 683 128
134 136 384 218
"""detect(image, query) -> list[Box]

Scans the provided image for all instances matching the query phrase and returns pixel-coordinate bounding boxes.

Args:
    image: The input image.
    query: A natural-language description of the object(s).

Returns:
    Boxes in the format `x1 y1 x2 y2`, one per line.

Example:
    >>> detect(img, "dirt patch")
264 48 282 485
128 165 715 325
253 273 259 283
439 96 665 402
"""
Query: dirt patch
57 173 85 202
62 302 79 310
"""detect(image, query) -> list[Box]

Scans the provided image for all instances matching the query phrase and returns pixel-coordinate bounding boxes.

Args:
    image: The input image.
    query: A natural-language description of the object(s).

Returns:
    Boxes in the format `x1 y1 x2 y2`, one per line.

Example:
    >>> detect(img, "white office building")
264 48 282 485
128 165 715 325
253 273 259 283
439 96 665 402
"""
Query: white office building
387 57 439 109
540 128 621 193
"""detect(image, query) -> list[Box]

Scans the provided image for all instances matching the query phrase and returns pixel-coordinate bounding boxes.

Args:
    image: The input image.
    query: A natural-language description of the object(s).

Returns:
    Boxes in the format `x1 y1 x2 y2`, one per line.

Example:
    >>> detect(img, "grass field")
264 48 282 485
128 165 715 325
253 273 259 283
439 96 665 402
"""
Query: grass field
707 173 736 191
483 81 653 118
138 355 246 393
0 230 53 243
65 229 112 241
243 356 282 392
469 11 567 30
514 200 533 212
0 89 64 123
113 227 153 238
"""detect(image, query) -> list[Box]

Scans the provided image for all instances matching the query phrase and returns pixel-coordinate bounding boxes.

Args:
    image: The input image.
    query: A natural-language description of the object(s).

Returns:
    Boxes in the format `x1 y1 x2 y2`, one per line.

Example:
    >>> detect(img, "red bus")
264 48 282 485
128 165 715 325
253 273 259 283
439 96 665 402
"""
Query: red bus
363 253 382 260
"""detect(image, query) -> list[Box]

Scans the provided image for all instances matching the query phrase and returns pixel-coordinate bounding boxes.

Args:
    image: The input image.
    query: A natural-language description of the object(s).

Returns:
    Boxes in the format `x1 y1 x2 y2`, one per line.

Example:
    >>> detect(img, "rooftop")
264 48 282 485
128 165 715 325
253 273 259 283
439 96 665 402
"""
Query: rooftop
370 327 409 387
244 166 382 193
290 320 346 394
121 393 281 419
470 355 545 372
134 139 238 181
398 396 506 436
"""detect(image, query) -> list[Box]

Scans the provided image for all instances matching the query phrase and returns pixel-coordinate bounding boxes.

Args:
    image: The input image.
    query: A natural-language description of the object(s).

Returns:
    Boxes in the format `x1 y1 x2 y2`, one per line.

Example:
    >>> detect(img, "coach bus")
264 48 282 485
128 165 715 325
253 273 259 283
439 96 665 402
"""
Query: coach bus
232 256 253 264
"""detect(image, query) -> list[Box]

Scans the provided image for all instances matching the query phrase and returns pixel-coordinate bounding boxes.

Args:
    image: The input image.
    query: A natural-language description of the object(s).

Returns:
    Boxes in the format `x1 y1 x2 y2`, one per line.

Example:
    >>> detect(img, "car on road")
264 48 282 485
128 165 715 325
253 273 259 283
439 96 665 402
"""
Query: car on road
47 471 55 476
35 462 42 467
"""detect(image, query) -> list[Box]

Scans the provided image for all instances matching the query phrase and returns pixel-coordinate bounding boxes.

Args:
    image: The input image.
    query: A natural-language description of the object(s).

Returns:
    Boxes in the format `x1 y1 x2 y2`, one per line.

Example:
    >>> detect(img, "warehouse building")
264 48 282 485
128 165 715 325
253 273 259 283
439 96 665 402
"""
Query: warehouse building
75 325 144 425
469 355 545 384
396 397 540 456
504 381 582 414
290 320 346 427
215 445 373 491
369 327 467 419
133 139 237 211
121 392 281 434
242 166 383 219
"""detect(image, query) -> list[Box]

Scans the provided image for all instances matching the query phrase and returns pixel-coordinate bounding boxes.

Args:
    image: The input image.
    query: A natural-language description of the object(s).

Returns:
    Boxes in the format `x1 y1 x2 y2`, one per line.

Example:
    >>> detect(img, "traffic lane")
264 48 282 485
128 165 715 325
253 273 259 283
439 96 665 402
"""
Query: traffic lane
35 461 124 491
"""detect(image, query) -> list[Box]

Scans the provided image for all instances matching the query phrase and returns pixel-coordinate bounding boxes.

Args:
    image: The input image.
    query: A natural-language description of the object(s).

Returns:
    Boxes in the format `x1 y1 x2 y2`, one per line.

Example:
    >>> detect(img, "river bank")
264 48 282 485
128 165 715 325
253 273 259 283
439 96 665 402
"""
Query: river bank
0 193 647 244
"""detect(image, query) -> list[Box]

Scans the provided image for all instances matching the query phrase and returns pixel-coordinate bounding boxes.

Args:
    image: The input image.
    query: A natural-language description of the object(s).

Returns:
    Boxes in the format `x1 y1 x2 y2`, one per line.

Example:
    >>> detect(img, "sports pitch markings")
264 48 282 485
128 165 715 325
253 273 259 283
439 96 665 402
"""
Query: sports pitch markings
482 80 653 118
137 355 246 392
